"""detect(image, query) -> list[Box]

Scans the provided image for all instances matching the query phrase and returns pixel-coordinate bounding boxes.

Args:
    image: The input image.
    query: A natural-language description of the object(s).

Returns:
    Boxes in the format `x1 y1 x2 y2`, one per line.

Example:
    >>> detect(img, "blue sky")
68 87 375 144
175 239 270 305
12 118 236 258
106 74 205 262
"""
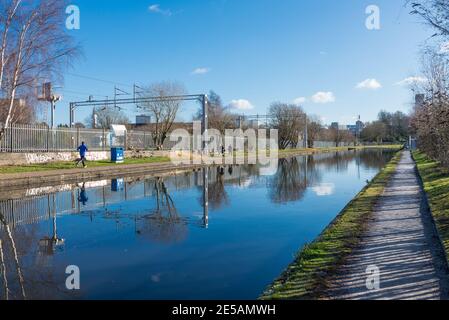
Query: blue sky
56 0 432 126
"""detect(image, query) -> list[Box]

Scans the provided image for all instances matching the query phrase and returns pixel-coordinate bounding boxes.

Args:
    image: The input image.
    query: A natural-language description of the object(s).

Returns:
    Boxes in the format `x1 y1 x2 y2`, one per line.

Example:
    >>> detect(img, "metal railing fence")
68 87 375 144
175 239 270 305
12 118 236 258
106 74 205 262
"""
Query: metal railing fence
0 123 170 153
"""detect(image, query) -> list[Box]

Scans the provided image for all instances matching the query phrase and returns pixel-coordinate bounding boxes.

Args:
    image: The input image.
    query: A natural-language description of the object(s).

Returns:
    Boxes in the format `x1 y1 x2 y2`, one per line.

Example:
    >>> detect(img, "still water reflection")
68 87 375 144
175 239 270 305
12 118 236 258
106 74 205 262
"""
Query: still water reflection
0 149 395 299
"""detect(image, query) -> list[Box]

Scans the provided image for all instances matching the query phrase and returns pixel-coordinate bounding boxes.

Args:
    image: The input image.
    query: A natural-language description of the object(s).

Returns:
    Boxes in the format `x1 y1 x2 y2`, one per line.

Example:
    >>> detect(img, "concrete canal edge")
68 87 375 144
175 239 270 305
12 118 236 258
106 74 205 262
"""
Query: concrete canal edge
0 162 206 189
260 150 403 300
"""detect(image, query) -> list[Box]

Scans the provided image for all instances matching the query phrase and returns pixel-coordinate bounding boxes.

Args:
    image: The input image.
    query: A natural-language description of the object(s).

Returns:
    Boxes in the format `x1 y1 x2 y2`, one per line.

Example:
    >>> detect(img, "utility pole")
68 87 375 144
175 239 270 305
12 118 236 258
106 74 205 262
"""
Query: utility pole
114 86 130 109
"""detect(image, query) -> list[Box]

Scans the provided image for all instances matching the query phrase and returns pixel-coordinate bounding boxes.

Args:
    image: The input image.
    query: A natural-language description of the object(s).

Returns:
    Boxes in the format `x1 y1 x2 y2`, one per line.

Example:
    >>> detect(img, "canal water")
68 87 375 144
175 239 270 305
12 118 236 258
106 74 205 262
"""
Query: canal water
0 149 395 300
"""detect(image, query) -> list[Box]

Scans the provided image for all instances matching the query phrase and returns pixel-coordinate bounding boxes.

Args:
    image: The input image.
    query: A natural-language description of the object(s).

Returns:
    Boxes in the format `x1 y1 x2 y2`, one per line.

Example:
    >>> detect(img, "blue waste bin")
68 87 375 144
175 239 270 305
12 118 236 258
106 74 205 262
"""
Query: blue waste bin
111 178 124 192
111 147 124 163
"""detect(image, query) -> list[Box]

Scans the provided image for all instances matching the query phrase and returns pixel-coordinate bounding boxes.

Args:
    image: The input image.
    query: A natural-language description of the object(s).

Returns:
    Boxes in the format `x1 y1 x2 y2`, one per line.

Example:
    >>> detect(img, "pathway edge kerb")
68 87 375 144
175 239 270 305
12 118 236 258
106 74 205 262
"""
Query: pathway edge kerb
411 152 449 272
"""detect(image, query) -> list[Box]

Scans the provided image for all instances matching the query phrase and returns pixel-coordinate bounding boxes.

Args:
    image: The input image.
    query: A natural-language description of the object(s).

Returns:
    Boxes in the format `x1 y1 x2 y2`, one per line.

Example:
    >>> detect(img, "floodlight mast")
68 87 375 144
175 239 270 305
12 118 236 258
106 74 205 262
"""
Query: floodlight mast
69 94 209 152
38 82 62 129
202 94 209 154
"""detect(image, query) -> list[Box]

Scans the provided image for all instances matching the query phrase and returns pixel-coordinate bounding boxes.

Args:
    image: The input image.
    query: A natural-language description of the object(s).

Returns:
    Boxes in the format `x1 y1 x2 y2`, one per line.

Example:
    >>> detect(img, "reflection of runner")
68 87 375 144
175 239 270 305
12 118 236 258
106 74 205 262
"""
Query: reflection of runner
78 183 88 205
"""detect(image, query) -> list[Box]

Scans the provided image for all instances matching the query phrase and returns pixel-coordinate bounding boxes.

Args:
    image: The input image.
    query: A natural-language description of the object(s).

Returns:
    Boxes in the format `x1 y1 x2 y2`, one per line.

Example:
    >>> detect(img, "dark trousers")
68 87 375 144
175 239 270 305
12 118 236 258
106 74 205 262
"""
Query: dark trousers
76 156 87 167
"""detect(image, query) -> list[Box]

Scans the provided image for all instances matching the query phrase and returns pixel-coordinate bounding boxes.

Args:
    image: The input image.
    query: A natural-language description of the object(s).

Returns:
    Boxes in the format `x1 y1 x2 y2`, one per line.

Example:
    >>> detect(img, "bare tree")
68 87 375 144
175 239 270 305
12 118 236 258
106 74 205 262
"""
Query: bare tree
361 121 388 143
268 102 306 149
419 48 449 96
411 48 449 166
0 94 34 124
306 116 323 148
138 81 187 150
87 106 129 129
0 0 79 137
409 0 449 38
0 0 21 95
195 90 235 133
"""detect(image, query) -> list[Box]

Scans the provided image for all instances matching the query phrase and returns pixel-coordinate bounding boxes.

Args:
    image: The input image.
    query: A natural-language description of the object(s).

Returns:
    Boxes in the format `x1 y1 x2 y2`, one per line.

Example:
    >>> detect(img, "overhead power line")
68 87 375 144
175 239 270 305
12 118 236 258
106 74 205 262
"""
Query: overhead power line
66 72 134 88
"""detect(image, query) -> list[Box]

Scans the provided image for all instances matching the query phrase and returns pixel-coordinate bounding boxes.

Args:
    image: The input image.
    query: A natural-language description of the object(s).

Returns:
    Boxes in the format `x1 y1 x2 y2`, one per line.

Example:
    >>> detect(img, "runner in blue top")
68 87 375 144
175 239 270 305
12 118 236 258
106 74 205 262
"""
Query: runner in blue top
76 141 88 168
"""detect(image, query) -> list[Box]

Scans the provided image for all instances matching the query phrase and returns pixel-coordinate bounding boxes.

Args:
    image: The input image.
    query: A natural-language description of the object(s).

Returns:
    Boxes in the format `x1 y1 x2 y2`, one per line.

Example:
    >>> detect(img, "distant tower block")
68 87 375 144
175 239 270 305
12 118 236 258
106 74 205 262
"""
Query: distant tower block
415 94 425 108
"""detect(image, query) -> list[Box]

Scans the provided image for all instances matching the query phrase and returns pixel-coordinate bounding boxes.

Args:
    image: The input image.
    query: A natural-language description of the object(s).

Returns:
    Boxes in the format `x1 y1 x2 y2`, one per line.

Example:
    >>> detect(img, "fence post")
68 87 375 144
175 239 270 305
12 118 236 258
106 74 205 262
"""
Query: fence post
9 125 13 153
46 127 50 152
124 131 128 150
76 127 80 148
102 128 106 151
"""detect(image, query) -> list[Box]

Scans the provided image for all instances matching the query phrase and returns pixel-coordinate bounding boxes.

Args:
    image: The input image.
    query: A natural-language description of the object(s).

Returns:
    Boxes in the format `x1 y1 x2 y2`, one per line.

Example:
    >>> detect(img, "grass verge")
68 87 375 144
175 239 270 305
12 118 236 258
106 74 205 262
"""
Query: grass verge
0 156 171 174
277 144 402 156
260 150 402 300
413 151 449 263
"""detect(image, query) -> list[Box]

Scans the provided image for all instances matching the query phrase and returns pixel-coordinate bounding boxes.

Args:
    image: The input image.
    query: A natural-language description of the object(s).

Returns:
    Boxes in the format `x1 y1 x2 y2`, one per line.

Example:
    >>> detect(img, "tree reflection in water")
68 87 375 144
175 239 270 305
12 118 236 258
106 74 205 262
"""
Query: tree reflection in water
136 177 188 244
269 156 321 204
0 213 72 300
0 149 395 299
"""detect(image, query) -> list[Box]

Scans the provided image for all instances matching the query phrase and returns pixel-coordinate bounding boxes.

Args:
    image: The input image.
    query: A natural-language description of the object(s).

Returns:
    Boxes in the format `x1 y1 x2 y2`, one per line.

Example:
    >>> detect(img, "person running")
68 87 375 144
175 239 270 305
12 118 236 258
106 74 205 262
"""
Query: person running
76 141 88 168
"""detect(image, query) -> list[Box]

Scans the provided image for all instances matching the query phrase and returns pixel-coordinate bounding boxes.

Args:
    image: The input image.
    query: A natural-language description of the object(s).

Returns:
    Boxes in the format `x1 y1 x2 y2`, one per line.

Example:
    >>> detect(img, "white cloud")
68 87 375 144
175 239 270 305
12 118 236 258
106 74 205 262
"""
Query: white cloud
293 97 307 105
191 67 210 75
356 78 382 90
311 91 335 104
395 76 428 86
228 99 254 111
440 41 449 54
148 4 172 16
312 183 335 196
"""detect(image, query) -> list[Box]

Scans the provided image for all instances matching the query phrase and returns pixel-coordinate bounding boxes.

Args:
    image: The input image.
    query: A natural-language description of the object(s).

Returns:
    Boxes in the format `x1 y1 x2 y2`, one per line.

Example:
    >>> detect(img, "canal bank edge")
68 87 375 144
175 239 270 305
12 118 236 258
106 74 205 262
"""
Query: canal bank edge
413 151 449 271
260 150 403 300
0 145 401 189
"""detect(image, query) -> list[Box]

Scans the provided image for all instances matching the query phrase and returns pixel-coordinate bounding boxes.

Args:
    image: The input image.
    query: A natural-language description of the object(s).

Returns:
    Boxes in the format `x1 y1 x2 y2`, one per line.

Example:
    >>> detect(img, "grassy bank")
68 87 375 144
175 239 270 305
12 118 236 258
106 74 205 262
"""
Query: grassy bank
277 144 402 156
0 156 170 174
260 151 402 300
413 151 449 263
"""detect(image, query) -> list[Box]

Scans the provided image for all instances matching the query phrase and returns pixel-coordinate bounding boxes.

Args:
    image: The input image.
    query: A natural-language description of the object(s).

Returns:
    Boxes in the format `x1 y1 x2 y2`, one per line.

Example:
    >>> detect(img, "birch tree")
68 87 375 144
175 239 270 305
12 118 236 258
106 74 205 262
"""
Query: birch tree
0 0 79 136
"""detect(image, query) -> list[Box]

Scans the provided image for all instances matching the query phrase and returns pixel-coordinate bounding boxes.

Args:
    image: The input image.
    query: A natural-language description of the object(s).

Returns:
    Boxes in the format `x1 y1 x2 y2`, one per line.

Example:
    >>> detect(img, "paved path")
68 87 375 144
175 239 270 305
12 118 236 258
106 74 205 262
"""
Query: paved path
327 151 449 300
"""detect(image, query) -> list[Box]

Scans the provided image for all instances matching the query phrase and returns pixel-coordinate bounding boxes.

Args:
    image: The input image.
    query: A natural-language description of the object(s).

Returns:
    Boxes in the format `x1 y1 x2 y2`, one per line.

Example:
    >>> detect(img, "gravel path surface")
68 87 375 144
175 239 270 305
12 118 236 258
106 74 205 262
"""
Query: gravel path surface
327 151 449 300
